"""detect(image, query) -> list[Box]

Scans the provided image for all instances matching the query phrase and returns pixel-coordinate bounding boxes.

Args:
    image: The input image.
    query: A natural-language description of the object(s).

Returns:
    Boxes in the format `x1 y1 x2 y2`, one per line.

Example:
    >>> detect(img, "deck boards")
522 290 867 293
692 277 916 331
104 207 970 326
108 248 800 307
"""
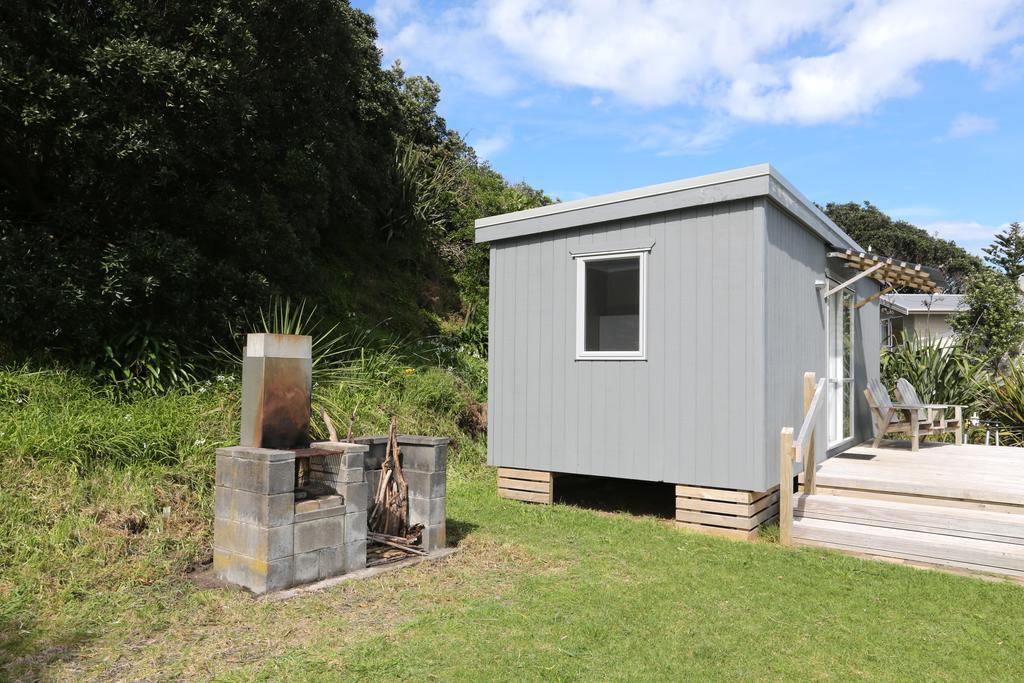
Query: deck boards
792 440 1024 579
809 441 1024 508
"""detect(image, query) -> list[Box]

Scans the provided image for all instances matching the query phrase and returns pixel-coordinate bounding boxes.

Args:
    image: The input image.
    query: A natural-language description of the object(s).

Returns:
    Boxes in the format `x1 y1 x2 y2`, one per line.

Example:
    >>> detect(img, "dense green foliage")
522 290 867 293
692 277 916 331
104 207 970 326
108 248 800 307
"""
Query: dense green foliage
824 201 983 291
984 221 1024 283
880 337 986 408
0 0 549 380
1 0 395 352
980 358 1024 446
950 267 1024 368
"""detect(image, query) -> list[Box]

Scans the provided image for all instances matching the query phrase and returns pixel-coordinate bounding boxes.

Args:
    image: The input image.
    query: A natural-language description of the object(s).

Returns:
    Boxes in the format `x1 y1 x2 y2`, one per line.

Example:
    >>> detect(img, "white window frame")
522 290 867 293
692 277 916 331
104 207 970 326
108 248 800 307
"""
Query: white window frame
826 283 856 447
574 248 648 361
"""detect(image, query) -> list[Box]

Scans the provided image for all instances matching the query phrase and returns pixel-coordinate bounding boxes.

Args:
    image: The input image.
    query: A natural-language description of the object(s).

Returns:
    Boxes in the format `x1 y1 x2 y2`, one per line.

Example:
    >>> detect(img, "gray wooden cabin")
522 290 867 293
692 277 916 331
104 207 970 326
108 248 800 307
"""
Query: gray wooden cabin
476 164 882 537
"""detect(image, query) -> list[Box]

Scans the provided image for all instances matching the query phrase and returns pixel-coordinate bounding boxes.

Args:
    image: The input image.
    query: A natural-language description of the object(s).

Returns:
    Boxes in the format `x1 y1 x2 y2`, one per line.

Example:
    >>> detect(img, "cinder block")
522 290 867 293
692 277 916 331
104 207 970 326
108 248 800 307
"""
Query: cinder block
230 457 294 495
342 539 367 572
363 443 387 469
396 435 450 447
327 467 365 483
215 454 232 487
319 546 345 578
400 444 448 472
365 469 381 494
341 449 366 470
308 442 369 467
339 482 368 512
404 470 445 499
218 446 295 462
344 510 367 542
420 524 446 552
318 494 343 509
213 549 293 594
293 550 320 584
294 503 348 524
409 496 446 527
216 487 294 527
294 515 345 554
214 519 293 559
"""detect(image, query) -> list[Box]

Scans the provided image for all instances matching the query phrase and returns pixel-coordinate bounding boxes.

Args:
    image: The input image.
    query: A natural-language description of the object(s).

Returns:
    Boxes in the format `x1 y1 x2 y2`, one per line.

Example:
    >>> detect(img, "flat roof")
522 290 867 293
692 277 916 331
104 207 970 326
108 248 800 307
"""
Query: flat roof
882 293 965 315
474 163 863 251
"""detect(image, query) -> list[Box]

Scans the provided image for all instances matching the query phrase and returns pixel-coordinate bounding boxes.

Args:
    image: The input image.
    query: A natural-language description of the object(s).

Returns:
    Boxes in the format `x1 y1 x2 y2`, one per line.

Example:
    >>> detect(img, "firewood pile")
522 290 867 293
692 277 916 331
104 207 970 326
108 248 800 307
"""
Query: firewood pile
366 417 424 565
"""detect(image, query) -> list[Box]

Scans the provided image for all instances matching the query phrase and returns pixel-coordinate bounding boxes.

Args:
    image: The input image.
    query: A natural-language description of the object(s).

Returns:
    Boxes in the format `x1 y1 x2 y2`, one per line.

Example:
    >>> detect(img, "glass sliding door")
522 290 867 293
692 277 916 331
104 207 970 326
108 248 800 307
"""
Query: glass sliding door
827 287 855 446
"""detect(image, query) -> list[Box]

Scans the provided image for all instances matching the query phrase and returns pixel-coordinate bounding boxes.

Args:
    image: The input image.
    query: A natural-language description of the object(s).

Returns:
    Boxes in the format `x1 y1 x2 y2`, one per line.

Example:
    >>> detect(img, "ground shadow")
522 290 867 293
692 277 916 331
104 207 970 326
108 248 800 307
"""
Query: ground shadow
554 474 675 520
445 518 479 545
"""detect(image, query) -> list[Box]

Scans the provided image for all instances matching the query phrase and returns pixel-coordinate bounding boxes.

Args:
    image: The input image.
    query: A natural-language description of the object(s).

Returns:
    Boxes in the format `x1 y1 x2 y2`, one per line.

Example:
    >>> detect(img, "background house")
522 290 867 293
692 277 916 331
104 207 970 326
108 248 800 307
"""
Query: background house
880 293 965 347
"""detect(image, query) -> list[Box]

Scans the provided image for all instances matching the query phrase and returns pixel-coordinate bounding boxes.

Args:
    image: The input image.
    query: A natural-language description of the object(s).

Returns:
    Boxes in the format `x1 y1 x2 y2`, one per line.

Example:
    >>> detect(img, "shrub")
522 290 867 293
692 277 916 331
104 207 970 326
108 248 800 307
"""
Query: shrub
980 359 1024 446
880 336 987 408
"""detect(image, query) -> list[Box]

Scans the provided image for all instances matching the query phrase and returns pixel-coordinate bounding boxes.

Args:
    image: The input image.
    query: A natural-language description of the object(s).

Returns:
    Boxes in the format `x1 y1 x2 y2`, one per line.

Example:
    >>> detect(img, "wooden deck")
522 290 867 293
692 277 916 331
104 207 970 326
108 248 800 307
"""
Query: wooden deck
792 440 1024 579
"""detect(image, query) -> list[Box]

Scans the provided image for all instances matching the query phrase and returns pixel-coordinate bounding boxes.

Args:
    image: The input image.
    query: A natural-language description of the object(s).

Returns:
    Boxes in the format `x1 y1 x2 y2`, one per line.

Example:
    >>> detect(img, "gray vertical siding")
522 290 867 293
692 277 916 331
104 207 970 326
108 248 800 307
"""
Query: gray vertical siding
763 200 881 488
763 200 828 486
488 197 878 492
487 199 769 490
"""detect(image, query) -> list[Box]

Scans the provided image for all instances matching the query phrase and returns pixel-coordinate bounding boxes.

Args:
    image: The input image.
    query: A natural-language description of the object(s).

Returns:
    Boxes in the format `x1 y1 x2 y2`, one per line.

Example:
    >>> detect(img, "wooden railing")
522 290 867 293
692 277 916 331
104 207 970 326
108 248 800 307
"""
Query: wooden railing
779 371 826 546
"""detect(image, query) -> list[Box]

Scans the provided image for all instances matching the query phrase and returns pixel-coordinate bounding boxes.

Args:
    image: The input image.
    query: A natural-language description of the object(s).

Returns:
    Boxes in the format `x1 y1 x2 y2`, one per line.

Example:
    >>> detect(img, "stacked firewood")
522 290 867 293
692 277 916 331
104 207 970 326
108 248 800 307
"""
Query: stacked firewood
368 418 424 554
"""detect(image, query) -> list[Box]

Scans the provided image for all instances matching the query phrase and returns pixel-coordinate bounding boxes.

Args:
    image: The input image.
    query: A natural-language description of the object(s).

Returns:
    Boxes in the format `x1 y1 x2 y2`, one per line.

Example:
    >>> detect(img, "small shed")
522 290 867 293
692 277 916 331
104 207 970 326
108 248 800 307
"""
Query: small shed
475 164 934 538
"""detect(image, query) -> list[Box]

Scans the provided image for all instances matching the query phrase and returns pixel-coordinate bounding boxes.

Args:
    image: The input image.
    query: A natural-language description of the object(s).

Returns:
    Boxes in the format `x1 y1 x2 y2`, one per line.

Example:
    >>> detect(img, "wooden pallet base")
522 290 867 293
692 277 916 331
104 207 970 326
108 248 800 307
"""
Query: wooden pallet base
675 484 779 540
497 467 554 504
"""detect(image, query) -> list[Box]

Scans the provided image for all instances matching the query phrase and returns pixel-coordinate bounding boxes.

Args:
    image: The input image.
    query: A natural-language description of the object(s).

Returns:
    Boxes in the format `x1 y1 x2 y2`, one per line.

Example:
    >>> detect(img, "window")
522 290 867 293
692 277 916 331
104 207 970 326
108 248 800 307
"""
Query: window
827 286 855 445
575 250 647 360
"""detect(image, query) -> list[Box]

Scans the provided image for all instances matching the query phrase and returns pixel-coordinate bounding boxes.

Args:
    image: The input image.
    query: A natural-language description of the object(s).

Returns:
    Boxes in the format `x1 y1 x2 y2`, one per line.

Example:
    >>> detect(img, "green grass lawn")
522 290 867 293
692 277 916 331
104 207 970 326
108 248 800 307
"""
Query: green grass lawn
6 462 1024 681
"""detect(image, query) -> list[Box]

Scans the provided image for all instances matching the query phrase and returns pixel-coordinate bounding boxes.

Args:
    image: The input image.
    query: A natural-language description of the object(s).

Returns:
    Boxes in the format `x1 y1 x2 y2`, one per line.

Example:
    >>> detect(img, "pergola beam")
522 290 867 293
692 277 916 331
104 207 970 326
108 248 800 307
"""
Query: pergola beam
827 250 942 294
823 261 884 299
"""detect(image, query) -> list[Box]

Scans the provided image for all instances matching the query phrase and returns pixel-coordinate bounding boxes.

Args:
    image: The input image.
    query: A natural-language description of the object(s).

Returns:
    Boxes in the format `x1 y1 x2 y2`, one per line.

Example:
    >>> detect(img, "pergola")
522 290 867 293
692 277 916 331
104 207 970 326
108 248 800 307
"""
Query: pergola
824 249 944 309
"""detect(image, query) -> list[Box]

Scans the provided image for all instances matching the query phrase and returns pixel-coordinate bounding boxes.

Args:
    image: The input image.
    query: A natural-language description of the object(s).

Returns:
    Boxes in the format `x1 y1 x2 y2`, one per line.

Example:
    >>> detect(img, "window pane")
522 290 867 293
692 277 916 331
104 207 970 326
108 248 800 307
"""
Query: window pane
842 291 854 381
843 379 853 440
584 257 640 352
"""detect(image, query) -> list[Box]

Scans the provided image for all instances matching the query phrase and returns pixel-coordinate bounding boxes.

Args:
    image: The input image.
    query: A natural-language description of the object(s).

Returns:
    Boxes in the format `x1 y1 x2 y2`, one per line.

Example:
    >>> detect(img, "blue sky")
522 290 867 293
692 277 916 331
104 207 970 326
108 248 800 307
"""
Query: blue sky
356 0 1024 254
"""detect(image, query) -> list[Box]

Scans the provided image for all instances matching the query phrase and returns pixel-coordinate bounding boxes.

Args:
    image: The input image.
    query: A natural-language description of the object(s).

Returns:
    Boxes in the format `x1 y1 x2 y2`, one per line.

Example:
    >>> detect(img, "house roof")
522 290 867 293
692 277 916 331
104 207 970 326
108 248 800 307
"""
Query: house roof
474 163 863 251
881 293 966 315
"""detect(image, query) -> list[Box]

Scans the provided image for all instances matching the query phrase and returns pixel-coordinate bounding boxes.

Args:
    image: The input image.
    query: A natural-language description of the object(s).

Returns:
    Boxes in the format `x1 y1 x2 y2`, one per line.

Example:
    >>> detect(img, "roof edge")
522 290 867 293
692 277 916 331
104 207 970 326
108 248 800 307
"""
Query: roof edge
474 163 861 251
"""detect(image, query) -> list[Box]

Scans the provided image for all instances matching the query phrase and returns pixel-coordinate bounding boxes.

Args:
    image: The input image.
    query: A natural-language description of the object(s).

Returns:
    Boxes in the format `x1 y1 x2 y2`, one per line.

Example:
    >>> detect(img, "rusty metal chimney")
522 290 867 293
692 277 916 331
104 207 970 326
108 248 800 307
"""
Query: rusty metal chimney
240 333 312 449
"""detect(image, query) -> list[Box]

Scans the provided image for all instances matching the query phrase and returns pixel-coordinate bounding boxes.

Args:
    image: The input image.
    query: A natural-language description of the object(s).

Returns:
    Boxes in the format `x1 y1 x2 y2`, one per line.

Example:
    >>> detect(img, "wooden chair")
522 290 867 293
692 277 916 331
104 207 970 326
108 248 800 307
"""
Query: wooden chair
863 378 935 451
894 378 964 446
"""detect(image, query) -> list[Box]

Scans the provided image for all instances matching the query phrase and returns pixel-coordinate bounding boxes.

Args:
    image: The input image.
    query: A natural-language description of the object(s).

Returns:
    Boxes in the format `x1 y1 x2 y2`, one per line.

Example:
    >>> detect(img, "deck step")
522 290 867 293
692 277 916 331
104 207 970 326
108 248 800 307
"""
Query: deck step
792 516 1024 578
794 493 1024 545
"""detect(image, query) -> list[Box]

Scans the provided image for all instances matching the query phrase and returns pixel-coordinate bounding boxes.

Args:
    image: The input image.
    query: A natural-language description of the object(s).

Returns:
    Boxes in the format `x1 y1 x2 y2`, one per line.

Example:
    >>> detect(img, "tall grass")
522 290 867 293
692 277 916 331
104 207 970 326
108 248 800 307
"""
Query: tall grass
0 366 237 471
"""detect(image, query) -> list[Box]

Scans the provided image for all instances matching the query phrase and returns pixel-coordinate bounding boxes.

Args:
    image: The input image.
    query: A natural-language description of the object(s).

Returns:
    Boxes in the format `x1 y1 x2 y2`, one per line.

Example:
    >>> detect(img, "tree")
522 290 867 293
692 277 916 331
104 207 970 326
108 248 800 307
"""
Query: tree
983 222 1024 283
0 0 427 362
950 268 1024 369
824 202 983 291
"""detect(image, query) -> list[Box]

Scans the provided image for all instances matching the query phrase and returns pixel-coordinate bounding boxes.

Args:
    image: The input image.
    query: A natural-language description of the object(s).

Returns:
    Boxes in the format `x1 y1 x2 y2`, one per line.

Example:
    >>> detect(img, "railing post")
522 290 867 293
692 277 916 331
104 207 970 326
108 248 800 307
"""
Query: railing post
803 371 817 495
779 427 794 546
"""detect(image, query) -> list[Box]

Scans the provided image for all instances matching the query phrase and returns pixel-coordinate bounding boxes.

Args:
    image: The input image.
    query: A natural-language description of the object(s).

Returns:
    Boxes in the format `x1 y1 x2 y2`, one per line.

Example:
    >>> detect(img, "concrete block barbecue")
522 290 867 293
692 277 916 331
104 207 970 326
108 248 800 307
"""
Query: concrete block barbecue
213 332 450 594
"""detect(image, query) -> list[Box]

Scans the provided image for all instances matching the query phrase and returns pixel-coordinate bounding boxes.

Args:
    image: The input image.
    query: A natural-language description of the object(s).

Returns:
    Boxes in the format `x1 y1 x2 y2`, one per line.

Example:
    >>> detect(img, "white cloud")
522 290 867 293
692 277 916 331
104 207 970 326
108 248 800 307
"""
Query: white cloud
369 0 1024 124
633 119 734 155
888 206 944 219
472 129 513 159
922 219 1011 253
945 113 999 139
